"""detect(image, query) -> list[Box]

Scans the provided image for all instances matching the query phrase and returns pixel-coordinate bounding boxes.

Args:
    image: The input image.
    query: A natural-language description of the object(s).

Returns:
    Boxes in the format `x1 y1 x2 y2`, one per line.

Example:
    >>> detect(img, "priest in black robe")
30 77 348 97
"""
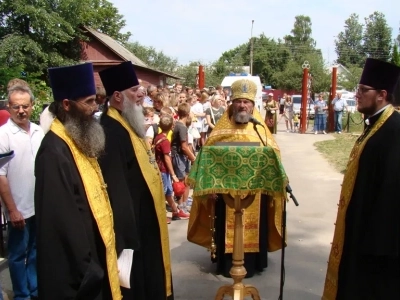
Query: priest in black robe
35 63 121 300
98 62 173 300
323 59 400 300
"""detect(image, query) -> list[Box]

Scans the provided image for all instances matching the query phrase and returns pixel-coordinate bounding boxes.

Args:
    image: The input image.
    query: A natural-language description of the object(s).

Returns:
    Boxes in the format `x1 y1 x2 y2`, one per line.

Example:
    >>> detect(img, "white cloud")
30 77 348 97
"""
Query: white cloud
111 0 400 65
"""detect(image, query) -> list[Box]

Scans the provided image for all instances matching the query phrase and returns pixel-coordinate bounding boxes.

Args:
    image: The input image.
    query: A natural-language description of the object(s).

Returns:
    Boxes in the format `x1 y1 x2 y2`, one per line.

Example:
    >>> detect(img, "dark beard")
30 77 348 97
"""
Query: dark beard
64 103 105 158
121 99 146 138
233 110 251 124
358 102 378 116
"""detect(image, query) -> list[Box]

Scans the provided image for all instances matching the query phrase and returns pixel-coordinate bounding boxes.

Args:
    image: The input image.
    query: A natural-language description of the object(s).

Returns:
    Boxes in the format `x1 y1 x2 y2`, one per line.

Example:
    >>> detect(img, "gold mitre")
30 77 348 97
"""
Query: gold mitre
231 79 257 102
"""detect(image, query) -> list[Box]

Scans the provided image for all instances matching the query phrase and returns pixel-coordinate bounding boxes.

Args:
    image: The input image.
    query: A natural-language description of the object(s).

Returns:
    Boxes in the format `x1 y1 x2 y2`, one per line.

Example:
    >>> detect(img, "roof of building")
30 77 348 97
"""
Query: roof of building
83 26 181 79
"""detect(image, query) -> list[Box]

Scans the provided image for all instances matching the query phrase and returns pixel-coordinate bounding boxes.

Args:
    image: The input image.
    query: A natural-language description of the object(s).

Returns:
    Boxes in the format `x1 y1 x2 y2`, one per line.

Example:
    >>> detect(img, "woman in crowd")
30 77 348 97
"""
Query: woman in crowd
264 93 279 134
314 94 328 134
205 94 225 135
283 95 294 132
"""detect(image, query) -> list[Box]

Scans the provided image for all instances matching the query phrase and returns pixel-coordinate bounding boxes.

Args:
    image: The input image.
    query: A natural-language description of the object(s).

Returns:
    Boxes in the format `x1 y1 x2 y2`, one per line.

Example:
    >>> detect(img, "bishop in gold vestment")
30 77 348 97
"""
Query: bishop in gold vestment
187 79 287 278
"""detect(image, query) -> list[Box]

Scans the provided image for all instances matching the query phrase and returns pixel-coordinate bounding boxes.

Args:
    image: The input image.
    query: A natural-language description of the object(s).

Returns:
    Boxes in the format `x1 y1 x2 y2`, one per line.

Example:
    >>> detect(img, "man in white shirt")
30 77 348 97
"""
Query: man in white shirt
0 84 44 300
332 92 348 133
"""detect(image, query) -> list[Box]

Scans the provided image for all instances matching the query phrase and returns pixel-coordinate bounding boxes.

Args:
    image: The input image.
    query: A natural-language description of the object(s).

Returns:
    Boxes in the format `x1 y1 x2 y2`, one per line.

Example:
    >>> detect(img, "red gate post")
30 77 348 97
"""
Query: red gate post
199 65 205 89
300 61 310 133
328 66 338 132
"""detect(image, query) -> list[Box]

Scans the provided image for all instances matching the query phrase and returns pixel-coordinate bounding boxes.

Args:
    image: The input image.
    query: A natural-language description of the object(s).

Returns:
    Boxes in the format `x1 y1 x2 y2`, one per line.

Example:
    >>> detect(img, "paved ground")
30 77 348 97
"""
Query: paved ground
0 117 344 300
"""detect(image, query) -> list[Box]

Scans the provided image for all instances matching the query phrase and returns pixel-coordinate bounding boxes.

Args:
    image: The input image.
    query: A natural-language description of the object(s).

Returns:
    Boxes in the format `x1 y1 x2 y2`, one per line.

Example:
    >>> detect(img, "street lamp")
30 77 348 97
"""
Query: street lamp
250 20 254 75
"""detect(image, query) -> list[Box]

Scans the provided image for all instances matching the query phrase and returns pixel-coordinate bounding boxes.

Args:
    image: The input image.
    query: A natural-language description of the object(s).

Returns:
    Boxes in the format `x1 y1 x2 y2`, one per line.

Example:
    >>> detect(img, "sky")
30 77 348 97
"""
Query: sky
110 0 399 66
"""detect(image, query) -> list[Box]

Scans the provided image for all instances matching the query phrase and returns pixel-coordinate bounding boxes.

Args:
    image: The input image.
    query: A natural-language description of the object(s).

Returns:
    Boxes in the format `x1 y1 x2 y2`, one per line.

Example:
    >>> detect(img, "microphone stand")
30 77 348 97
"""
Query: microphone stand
253 123 300 300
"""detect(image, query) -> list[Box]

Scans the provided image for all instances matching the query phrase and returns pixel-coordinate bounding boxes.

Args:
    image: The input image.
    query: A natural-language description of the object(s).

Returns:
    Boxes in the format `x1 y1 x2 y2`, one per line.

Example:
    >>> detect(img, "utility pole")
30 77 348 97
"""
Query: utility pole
250 20 254 75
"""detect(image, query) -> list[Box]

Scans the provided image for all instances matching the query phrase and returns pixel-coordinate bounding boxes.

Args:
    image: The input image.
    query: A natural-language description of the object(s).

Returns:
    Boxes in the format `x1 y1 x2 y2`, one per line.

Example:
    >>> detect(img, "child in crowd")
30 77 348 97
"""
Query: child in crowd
293 113 299 132
143 107 155 131
171 103 196 213
154 114 190 223
146 107 175 146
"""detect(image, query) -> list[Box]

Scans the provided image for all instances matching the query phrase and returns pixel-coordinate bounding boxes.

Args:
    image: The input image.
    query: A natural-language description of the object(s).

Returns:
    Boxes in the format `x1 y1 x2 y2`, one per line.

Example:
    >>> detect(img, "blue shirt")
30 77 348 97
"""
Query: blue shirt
315 100 327 114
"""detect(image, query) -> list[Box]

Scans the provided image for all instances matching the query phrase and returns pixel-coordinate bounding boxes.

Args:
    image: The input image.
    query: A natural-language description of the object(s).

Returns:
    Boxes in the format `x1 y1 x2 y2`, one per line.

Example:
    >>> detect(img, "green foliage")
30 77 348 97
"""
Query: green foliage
335 14 365 67
272 60 303 91
174 62 200 88
82 0 131 43
390 43 400 66
0 0 130 77
306 53 331 93
284 15 316 60
29 79 53 122
363 11 392 61
0 65 25 92
124 42 178 73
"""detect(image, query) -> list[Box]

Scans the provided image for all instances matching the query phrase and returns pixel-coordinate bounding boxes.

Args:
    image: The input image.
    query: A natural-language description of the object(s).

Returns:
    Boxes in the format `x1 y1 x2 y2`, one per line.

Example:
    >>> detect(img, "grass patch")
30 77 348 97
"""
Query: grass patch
304 112 364 133
342 112 364 133
314 134 358 173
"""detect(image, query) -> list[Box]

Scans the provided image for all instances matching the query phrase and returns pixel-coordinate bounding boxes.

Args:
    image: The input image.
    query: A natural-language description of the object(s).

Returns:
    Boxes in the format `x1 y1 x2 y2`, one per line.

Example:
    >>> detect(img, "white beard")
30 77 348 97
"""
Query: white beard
121 98 146 138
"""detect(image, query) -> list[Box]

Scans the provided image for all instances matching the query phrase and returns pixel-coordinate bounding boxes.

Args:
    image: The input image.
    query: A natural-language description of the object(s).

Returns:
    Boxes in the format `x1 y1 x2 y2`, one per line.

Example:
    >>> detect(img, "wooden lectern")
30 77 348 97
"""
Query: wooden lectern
188 144 288 300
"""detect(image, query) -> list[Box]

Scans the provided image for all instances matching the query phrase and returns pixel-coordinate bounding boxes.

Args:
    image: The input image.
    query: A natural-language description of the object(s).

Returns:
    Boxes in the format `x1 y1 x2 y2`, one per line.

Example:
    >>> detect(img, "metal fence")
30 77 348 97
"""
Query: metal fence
342 112 364 133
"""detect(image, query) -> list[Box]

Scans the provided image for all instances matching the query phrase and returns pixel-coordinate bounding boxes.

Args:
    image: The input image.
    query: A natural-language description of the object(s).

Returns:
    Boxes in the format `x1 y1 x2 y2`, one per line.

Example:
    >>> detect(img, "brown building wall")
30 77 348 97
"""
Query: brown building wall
81 39 121 62
81 35 169 88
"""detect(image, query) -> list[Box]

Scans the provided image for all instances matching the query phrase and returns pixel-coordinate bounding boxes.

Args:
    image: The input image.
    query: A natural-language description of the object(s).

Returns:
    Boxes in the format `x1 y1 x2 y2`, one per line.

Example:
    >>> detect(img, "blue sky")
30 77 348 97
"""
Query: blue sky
110 0 399 66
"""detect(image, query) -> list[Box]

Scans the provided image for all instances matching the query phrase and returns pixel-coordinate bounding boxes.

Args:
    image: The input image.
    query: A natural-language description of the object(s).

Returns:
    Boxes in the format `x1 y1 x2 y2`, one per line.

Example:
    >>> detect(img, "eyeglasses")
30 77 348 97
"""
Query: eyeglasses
357 86 377 94
10 104 31 111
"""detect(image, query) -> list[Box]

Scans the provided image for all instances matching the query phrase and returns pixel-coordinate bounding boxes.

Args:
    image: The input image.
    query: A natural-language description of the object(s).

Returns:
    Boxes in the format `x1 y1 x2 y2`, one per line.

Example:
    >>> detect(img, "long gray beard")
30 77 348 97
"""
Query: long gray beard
234 111 251 124
121 99 146 138
64 116 106 158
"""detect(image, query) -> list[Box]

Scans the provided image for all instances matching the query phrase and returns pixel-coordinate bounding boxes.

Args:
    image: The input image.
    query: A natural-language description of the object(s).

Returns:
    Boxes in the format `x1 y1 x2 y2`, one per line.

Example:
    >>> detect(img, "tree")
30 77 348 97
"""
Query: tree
174 62 201 88
0 0 130 76
335 14 365 67
284 15 316 60
390 43 400 66
272 60 303 91
397 25 400 46
272 52 330 93
82 0 131 43
124 42 178 73
252 34 291 85
363 11 392 61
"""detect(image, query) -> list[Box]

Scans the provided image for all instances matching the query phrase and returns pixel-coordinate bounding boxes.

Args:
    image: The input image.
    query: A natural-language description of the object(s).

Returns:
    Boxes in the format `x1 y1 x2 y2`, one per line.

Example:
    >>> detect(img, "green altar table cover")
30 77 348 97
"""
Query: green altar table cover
188 146 288 197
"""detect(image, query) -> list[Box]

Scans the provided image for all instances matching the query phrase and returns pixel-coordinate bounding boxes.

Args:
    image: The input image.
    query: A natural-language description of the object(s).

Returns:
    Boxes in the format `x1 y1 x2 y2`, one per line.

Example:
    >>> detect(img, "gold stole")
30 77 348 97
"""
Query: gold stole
188 108 285 253
106 107 172 297
322 106 394 300
50 119 121 300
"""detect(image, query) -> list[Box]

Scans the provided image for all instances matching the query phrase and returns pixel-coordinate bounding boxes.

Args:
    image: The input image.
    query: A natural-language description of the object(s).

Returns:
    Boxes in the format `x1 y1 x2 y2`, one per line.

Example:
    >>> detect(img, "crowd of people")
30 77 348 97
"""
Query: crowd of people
0 57 399 300
272 92 348 134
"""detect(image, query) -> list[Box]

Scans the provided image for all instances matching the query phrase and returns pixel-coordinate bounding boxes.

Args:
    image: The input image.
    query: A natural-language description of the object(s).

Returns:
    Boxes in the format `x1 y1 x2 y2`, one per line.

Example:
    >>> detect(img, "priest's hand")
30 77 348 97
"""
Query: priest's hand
9 209 25 229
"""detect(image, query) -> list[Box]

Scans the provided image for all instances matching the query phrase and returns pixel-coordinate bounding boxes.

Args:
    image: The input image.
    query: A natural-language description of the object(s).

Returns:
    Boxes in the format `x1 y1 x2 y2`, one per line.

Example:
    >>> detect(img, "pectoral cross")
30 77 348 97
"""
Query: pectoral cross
147 150 158 169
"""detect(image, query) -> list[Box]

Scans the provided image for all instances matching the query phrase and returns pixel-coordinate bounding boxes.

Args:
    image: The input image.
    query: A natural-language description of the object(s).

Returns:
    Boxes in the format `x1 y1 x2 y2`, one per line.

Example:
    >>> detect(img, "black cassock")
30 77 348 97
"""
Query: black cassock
35 132 112 300
213 194 269 278
337 110 400 299
99 114 173 300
